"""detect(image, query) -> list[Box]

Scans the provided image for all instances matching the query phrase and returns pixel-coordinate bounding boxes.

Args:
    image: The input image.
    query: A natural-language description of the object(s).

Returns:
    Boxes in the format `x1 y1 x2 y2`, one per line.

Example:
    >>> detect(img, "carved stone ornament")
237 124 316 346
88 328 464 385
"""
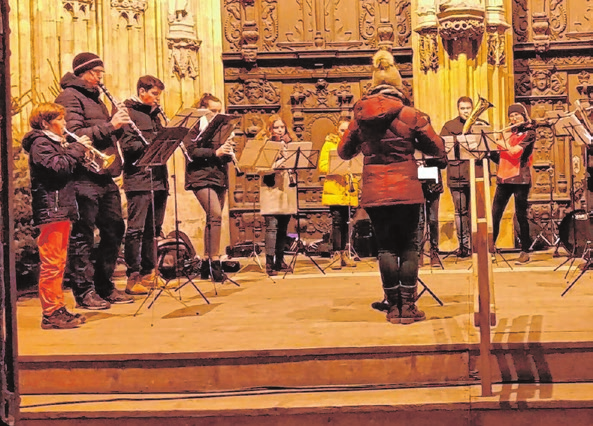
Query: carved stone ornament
167 5 201 79
437 6 485 58
62 0 94 20
487 26 506 66
511 0 528 43
578 71 591 86
111 0 148 28
532 12 550 53
531 69 567 97
227 79 281 107
417 28 439 72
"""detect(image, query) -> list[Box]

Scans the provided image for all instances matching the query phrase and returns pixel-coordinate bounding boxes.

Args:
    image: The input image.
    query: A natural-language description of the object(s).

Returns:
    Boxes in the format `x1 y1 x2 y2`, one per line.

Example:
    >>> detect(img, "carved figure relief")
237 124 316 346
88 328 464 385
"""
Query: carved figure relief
534 126 554 165
167 2 201 79
111 0 147 28
62 0 94 20
531 69 567 96
227 80 281 107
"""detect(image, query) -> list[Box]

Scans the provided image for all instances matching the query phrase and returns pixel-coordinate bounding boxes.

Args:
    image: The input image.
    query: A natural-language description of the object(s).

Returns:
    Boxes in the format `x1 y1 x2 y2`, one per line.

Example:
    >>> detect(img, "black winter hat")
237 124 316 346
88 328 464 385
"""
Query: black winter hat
72 52 104 76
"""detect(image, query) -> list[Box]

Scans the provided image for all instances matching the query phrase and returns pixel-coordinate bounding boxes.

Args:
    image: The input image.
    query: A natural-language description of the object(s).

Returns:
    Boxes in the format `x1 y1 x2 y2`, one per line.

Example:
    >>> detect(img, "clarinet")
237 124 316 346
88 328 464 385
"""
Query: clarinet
97 82 150 146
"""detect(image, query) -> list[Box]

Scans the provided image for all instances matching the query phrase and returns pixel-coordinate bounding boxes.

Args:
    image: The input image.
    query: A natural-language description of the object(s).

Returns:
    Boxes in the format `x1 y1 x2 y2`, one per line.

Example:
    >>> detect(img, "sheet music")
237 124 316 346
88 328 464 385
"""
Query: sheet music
274 142 314 169
328 152 363 175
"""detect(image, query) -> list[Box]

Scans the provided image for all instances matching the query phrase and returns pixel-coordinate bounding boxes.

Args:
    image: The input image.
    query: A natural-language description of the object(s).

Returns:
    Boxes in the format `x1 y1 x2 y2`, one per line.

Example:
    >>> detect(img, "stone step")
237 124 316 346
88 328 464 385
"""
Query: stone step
20 341 593 394
19 383 593 426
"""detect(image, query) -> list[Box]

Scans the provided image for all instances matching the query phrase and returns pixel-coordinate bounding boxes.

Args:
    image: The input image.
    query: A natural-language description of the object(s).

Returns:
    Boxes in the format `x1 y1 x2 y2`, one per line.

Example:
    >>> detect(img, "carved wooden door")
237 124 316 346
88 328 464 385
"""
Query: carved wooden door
221 0 413 249
513 0 593 245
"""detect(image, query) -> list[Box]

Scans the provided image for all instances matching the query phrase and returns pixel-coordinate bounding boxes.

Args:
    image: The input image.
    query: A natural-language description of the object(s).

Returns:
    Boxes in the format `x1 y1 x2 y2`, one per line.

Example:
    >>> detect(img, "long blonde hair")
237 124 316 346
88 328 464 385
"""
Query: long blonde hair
255 114 298 142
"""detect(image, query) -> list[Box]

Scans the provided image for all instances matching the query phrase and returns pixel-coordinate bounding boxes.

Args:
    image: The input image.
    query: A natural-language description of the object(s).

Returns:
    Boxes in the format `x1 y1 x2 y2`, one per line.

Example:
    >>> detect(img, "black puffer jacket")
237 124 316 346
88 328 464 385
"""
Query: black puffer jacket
119 98 168 192
184 117 231 191
54 72 123 181
22 130 87 226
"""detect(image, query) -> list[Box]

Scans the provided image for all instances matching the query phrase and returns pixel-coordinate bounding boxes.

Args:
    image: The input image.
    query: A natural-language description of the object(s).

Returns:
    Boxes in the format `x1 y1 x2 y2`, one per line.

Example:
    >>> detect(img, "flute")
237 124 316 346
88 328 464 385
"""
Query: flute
97 82 150 146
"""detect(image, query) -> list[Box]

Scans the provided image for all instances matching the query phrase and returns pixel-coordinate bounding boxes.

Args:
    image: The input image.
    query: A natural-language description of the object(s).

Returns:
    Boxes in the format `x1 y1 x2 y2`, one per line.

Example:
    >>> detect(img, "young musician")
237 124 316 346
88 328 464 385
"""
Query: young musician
255 115 299 276
319 119 359 270
119 75 168 294
22 103 89 328
339 50 446 324
184 93 233 282
55 52 134 309
440 96 485 258
490 103 536 265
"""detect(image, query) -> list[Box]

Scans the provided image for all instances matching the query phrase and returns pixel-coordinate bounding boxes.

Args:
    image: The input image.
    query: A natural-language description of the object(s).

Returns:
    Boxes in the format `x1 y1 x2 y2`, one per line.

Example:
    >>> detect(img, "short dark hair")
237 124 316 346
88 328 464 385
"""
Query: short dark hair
457 96 473 107
29 103 66 130
137 75 165 94
194 93 222 109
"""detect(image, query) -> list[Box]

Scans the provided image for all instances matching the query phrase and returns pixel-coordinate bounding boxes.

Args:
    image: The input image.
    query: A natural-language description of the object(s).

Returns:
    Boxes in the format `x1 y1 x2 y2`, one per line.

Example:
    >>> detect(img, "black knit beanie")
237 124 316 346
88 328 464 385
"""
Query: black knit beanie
72 52 104 76
507 103 529 120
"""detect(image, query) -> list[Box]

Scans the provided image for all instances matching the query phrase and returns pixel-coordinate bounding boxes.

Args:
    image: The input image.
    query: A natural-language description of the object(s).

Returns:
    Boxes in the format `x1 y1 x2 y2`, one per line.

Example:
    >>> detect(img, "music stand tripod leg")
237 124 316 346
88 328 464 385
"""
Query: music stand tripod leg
417 277 444 306
561 247 593 296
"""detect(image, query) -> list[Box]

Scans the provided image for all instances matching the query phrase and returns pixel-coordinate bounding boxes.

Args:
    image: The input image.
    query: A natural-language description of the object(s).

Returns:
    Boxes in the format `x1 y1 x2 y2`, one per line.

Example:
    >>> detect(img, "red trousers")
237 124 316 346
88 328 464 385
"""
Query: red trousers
37 221 71 316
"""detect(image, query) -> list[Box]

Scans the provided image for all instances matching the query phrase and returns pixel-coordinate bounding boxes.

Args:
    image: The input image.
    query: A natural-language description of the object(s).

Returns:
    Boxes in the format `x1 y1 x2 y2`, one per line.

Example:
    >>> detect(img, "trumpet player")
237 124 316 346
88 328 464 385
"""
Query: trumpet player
490 103 536 265
55 52 134 310
255 115 299 276
319 119 359 270
440 96 487 259
22 103 90 329
184 93 232 282
119 75 168 295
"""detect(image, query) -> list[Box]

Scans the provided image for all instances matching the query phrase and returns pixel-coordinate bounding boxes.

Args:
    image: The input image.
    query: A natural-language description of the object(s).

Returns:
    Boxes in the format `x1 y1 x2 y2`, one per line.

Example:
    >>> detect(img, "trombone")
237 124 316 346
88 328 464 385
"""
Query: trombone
64 129 115 172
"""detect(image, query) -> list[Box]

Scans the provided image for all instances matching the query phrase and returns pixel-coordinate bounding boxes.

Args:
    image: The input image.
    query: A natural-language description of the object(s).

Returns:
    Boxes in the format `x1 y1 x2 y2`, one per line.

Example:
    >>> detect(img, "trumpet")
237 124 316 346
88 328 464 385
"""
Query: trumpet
155 103 192 163
64 129 115 172
97 82 150 146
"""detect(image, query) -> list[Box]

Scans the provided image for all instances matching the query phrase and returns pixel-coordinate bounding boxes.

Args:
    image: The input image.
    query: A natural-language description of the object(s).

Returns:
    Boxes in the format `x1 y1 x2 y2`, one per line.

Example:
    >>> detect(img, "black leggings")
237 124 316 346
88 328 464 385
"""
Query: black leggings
492 183 531 251
330 205 349 251
366 204 421 298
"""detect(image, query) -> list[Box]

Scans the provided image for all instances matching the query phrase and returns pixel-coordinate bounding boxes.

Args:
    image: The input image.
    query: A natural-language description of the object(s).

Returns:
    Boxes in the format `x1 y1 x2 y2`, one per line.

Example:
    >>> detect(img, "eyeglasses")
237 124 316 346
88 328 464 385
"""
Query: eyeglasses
91 68 105 74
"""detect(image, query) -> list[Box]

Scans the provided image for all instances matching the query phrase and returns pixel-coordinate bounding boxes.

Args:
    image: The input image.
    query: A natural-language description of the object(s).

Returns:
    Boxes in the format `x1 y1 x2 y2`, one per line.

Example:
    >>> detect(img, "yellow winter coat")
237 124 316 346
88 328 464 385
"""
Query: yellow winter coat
318 133 360 207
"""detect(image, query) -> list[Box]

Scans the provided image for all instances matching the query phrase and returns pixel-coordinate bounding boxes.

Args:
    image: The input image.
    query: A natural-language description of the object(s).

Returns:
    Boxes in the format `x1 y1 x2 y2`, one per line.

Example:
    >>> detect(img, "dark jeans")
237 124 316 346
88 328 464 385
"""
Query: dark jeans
124 190 168 276
65 179 125 299
193 187 226 258
451 186 471 251
330 205 350 252
418 194 440 252
366 204 421 302
492 183 531 251
265 215 291 258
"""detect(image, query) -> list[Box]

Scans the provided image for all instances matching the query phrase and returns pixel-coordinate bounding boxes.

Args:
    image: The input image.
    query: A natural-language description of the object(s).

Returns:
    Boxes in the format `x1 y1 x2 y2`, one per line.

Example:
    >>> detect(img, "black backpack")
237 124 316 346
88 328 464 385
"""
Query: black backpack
157 231 200 279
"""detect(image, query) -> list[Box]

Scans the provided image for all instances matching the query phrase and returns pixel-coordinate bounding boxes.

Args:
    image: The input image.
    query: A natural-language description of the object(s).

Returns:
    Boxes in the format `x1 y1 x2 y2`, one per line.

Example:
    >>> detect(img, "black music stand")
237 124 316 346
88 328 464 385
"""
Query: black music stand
132 124 207 315
323 152 373 270
274 144 324 277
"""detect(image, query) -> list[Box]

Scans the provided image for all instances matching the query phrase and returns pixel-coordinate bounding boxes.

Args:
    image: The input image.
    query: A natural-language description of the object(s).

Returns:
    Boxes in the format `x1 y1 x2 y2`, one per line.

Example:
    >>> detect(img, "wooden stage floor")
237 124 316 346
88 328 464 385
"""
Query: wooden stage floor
16 249 593 358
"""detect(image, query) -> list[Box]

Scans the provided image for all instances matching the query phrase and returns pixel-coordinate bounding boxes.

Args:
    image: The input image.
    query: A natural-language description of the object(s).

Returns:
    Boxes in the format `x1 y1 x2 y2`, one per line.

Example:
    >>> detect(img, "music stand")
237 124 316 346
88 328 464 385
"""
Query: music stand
132 123 206 315
458 130 515 269
323 152 372 270
274 143 324 277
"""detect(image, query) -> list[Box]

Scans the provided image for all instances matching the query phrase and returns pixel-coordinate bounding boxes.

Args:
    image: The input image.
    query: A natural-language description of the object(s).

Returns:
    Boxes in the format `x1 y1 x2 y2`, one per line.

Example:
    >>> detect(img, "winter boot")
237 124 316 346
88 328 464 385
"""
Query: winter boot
341 251 356 268
126 272 149 295
211 260 225 282
330 251 342 270
399 285 426 325
266 255 277 276
274 253 292 272
200 259 211 280
383 286 401 324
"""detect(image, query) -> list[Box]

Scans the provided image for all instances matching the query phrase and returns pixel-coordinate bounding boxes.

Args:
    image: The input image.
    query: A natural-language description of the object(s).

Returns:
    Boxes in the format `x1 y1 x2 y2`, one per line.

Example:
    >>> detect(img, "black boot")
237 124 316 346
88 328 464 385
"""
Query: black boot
200 259 210 280
266 255 277 276
399 285 426 325
211 260 224 282
274 253 292 272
